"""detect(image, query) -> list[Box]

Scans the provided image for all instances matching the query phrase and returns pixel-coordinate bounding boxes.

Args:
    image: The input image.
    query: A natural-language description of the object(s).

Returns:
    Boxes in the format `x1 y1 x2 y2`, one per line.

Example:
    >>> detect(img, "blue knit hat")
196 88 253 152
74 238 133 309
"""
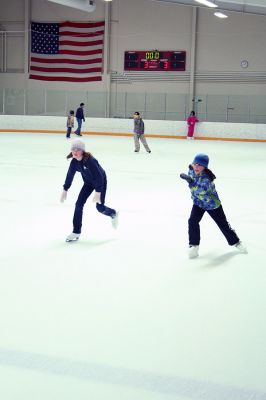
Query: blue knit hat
192 154 209 168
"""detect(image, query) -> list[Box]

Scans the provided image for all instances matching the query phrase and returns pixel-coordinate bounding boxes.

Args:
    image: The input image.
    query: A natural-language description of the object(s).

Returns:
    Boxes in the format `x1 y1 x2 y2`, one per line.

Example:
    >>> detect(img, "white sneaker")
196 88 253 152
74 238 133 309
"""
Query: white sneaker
235 241 248 254
111 212 119 229
188 245 199 259
66 233 80 242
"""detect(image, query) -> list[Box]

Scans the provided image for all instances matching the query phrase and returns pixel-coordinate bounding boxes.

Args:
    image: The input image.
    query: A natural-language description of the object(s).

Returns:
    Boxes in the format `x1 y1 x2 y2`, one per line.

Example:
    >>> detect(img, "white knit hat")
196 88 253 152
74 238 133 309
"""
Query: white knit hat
71 139 85 152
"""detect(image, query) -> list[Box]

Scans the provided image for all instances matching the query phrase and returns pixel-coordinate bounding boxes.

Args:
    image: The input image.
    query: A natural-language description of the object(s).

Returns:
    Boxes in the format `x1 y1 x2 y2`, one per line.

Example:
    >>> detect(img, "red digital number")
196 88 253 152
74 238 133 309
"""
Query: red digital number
164 61 169 70
144 61 149 69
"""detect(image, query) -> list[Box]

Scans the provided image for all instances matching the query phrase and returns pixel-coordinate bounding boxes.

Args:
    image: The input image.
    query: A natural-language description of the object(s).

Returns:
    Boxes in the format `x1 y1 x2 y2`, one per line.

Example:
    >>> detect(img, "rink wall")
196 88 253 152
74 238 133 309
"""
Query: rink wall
0 115 266 142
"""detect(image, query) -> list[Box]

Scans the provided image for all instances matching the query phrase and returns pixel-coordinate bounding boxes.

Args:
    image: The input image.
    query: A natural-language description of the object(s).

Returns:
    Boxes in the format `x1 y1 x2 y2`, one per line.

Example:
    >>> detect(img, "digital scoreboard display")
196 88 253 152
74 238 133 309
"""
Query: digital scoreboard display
124 50 186 71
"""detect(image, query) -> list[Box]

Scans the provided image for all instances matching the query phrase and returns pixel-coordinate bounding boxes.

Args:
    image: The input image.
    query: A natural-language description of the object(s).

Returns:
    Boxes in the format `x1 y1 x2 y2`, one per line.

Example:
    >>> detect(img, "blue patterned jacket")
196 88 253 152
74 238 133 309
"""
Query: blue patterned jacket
188 169 221 210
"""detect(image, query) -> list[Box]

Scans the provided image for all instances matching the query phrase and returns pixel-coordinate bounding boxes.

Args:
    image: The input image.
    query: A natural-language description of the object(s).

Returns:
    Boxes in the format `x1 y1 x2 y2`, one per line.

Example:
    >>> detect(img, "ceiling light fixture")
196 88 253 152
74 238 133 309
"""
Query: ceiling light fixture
195 0 218 8
47 0 96 12
214 11 228 18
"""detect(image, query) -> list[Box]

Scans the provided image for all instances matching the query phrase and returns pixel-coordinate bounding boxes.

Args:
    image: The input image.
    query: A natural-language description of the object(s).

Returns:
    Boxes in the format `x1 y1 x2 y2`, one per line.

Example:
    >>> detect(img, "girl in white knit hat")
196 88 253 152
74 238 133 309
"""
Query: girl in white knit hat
60 139 118 242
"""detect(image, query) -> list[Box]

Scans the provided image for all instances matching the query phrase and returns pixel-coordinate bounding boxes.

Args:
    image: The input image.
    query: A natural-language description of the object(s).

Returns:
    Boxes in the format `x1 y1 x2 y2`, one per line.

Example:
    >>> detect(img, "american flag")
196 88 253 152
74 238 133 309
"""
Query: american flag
29 21 105 82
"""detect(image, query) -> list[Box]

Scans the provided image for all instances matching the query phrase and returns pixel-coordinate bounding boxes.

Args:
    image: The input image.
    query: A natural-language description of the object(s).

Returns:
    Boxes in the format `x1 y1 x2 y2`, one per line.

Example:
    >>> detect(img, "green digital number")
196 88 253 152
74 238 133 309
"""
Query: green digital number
146 51 160 60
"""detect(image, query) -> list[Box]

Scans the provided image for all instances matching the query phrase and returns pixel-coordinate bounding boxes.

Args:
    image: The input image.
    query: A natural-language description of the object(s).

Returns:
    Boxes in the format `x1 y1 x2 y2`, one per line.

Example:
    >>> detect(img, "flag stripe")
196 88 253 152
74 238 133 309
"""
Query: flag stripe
31 60 101 68
31 57 102 65
59 49 102 56
31 52 101 59
29 74 102 82
60 30 104 37
59 39 103 47
30 66 102 73
59 35 104 43
59 21 105 29
30 21 104 83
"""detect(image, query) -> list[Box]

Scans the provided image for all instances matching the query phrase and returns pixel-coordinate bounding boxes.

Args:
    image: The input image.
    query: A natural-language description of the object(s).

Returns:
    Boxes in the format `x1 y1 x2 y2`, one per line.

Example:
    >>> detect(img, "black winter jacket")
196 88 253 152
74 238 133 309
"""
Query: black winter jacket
76 107 85 121
63 157 106 192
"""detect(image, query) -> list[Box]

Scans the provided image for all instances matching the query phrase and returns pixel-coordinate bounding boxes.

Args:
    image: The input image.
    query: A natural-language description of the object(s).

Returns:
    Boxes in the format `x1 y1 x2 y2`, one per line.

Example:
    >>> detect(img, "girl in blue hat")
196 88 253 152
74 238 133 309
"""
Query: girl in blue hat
180 153 247 258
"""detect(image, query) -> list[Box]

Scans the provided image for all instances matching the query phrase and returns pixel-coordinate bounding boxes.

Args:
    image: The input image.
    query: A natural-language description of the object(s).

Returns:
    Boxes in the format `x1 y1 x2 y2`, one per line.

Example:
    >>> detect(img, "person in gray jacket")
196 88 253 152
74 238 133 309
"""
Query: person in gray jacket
133 112 151 153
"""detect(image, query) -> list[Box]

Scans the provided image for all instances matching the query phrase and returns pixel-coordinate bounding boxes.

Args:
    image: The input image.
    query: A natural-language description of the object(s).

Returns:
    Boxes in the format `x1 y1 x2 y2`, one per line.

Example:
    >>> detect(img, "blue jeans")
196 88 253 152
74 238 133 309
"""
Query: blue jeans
73 175 116 234
75 118 83 135
66 126 72 138
188 204 239 246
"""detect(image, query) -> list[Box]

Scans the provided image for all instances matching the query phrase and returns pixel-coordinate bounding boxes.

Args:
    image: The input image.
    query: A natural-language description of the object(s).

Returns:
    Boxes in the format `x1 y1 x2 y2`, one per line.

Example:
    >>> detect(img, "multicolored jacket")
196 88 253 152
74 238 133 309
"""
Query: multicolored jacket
188 168 221 210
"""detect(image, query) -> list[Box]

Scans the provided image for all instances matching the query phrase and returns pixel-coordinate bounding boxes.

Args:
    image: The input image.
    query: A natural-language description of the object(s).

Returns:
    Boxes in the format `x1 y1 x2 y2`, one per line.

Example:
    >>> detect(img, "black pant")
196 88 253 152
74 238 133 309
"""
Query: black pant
73 175 116 234
188 204 239 246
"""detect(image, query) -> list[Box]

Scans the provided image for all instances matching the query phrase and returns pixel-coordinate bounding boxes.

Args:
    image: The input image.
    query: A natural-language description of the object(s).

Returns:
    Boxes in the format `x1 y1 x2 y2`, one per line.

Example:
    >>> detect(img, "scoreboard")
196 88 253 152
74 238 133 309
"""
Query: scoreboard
124 50 186 71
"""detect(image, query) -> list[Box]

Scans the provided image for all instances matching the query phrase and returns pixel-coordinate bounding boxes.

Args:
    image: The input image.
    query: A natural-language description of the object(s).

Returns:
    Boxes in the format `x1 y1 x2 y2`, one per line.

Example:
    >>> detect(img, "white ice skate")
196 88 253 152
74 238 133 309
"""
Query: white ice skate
188 245 199 259
111 212 119 229
235 241 248 254
66 233 80 242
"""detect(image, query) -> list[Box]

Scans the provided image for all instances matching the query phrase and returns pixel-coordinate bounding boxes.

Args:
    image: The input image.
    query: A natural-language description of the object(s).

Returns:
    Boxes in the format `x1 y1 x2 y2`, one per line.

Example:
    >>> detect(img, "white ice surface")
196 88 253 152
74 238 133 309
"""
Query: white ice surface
0 132 265 400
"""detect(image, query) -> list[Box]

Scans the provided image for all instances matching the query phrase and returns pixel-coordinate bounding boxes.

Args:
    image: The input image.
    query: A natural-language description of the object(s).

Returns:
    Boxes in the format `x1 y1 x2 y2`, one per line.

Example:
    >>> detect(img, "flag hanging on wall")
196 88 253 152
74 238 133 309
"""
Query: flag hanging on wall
29 21 105 82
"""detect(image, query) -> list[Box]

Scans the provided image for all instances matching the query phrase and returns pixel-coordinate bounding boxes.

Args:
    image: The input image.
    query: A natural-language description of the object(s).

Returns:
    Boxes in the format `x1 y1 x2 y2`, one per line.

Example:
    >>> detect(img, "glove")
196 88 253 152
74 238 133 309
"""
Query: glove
180 173 193 184
60 190 67 203
92 191 101 204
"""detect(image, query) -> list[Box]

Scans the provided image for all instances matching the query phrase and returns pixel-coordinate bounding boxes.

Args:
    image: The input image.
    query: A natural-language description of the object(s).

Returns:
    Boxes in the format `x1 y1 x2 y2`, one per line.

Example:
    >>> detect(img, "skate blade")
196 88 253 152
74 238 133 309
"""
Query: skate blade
66 237 79 242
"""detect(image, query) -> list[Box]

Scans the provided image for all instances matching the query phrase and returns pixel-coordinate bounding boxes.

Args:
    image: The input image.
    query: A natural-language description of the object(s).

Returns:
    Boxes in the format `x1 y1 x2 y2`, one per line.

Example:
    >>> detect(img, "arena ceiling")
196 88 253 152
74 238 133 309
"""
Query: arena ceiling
150 0 266 16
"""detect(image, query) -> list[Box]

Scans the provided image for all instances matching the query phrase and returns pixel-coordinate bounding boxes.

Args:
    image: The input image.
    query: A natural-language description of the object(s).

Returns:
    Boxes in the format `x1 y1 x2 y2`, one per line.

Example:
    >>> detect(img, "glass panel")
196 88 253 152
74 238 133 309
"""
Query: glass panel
26 90 45 115
45 91 66 116
110 92 126 118
4 88 24 115
227 95 249 123
193 94 206 119
66 91 86 117
165 112 183 121
146 93 165 112
166 93 187 120
248 95 266 123
0 33 3 72
0 88 3 114
145 111 165 120
206 113 228 122
1 89 266 123
86 92 106 118
125 93 145 118
205 95 228 122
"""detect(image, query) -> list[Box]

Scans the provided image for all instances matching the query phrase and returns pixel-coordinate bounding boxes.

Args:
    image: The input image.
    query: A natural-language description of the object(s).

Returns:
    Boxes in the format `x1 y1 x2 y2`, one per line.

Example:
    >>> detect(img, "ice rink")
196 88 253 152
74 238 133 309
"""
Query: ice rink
0 132 265 400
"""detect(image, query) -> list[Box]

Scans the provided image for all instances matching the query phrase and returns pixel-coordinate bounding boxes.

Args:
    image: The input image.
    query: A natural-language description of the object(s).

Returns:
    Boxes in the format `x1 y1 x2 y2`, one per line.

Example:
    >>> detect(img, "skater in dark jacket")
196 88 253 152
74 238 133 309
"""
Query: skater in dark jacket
74 102 85 136
180 153 247 258
60 139 118 242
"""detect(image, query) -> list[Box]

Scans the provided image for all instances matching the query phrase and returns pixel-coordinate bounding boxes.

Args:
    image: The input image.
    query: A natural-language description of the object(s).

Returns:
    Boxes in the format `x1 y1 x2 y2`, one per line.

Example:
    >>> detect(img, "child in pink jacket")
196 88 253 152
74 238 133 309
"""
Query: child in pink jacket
187 111 199 139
